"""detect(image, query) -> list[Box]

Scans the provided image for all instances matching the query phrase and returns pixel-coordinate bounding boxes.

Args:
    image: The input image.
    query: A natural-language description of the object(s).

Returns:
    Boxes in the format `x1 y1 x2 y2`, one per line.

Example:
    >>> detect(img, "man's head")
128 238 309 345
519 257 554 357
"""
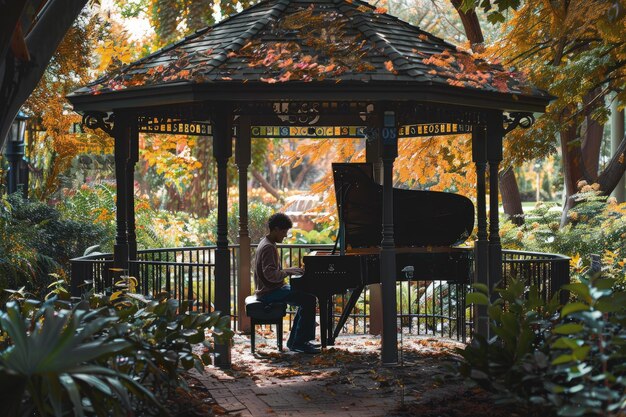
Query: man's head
267 213 293 243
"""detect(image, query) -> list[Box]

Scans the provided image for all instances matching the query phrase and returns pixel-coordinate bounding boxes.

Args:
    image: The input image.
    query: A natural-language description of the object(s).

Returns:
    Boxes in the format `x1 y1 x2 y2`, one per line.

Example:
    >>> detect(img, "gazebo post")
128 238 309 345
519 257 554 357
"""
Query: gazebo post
366 116 383 336
213 107 233 368
380 109 398 365
127 119 139 280
472 125 489 338
487 112 504 296
113 112 130 273
236 115 252 334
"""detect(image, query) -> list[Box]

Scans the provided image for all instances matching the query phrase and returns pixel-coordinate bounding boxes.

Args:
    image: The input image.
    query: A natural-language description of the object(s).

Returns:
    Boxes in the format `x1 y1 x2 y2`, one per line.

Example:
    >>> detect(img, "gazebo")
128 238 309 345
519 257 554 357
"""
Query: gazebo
68 0 566 367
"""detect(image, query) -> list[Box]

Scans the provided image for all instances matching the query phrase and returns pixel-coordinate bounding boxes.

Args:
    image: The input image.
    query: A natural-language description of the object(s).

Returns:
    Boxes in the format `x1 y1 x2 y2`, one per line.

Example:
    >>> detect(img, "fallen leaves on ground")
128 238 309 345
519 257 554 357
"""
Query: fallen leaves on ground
202 334 551 417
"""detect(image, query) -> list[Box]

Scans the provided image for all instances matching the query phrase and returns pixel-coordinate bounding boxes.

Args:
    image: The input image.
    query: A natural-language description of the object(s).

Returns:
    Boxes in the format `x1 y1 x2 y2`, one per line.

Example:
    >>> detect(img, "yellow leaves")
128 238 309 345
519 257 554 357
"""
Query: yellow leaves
374 7 388 14
569 253 585 273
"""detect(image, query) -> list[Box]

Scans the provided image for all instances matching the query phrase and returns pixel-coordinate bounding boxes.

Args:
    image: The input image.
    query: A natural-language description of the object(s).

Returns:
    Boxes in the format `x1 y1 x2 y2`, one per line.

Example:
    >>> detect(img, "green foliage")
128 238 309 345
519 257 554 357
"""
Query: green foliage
223 201 276 244
288 226 335 245
501 196 626 263
0 281 232 416
0 193 109 297
458 272 626 416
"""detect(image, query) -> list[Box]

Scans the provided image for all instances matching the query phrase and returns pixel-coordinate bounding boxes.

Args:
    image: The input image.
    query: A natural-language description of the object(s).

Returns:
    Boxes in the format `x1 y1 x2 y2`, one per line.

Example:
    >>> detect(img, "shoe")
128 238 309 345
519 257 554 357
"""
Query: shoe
307 341 321 348
289 342 321 354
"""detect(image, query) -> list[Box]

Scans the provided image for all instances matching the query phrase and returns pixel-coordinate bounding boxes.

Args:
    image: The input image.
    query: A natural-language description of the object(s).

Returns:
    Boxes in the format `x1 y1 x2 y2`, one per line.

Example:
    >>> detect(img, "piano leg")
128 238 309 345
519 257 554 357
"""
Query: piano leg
318 296 328 349
327 298 334 346
331 285 364 344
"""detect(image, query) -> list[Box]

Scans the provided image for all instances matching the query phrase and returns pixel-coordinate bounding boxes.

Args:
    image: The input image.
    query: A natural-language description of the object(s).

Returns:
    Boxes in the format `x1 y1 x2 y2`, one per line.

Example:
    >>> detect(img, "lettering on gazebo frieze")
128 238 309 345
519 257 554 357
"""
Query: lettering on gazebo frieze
251 125 367 139
249 123 473 139
398 123 472 137
137 116 212 136
82 111 114 136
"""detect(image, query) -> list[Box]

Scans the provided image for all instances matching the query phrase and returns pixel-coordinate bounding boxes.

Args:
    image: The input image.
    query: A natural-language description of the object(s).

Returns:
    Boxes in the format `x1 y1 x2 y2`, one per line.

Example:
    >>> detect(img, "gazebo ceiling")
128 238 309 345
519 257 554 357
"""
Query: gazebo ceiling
68 0 552 113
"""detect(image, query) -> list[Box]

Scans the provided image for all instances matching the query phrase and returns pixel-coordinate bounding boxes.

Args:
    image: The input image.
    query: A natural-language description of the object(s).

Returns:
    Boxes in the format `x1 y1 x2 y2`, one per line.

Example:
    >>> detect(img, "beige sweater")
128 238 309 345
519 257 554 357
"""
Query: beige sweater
254 236 287 296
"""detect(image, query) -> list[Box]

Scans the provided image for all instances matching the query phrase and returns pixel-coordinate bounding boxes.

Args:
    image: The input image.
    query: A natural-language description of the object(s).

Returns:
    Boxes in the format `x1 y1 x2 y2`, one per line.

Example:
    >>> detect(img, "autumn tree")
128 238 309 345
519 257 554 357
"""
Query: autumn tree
464 0 626 225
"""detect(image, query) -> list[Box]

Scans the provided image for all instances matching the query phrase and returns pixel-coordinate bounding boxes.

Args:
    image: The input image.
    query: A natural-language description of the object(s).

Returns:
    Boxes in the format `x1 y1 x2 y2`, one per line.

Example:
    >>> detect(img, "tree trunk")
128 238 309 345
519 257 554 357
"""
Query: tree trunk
293 163 312 188
611 100 625 202
450 0 485 49
251 169 281 201
597 133 626 196
559 107 585 227
499 166 524 225
580 89 604 181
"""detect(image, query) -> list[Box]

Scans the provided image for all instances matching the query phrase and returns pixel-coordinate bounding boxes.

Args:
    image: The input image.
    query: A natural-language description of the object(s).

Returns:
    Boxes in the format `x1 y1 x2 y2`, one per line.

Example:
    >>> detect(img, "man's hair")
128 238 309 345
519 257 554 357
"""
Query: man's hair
268 213 293 231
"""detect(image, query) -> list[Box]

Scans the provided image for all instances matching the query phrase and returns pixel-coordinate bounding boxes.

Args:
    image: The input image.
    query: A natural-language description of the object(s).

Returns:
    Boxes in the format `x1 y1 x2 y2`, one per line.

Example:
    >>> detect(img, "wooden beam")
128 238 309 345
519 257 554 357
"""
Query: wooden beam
380 108 398 365
487 112 504 296
472 125 489 339
113 112 130 272
212 106 233 368
127 117 139 280
365 111 383 336
236 115 252 334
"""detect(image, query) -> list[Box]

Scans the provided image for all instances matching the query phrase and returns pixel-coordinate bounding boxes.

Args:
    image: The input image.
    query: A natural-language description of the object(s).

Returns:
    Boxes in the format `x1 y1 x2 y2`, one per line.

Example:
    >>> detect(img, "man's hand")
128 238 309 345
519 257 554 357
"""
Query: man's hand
284 267 305 276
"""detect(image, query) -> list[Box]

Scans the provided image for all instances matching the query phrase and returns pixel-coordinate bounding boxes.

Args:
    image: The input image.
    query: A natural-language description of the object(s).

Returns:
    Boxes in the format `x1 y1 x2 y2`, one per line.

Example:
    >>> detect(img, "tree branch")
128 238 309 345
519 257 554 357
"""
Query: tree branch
0 0 87 149
597 133 626 196
251 169 281 201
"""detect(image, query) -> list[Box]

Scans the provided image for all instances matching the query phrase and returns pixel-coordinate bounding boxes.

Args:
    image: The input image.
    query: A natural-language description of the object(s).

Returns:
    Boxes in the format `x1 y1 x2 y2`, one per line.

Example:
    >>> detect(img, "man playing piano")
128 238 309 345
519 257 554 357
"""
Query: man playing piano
254 213 320 354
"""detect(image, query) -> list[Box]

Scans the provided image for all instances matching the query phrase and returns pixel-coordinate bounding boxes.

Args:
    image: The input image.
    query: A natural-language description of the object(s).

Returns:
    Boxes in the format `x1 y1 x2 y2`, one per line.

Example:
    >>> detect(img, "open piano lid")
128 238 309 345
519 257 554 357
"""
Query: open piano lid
332 163 474 248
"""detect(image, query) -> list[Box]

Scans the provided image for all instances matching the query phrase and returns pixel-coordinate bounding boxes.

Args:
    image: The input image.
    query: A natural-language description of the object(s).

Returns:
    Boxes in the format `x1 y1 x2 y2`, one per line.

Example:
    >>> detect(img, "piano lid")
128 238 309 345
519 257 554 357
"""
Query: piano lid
332 163 475 248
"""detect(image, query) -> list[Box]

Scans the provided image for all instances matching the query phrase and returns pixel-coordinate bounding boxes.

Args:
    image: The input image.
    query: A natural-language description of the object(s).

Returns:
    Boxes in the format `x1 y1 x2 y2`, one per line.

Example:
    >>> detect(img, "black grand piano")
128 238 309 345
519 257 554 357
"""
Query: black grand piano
290 163 475 348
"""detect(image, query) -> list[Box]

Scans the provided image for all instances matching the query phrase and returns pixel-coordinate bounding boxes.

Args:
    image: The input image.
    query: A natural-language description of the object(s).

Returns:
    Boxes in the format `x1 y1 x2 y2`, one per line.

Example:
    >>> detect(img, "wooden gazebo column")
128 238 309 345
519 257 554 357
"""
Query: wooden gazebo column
487 112 504 295
236 115 252 334
127 120 139 279
380 109 398 365
112 112 130 272
365 116 383 336
213 108 233 367
472 125 489 338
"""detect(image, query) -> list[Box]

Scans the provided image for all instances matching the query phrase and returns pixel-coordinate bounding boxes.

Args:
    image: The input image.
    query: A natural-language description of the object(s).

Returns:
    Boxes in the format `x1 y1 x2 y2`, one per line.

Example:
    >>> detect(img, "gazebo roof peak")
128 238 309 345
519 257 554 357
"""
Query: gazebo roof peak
69 0 551 113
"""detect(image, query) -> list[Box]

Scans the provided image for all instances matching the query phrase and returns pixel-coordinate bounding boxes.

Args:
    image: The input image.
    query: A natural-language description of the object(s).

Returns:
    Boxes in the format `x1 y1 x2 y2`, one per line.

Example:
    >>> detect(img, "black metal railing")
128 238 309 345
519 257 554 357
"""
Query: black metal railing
70 245 569 341
502 250 570 305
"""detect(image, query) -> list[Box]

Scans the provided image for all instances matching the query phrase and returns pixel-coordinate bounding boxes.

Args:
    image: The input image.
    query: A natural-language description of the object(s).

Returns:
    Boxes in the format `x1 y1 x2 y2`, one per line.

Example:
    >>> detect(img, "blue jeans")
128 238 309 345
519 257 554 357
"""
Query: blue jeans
259 285 316 346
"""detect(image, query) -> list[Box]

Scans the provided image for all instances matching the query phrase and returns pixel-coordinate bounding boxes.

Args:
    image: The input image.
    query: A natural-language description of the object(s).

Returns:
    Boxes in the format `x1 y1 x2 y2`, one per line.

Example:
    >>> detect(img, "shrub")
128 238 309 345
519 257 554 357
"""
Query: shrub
458 272 626 416
500 196 626 259
0 194 109 297
288 226 335 244
0 281 232 416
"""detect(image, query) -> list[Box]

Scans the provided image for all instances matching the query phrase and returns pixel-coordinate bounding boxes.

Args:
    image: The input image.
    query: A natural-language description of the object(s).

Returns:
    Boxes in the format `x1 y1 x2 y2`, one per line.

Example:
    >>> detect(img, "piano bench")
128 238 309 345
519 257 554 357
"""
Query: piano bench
245 295 287 353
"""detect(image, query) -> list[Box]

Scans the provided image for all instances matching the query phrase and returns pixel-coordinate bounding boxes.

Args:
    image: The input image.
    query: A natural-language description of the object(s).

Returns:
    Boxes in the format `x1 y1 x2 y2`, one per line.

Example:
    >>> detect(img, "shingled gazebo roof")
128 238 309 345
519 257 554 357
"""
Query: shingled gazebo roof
69 0 551 113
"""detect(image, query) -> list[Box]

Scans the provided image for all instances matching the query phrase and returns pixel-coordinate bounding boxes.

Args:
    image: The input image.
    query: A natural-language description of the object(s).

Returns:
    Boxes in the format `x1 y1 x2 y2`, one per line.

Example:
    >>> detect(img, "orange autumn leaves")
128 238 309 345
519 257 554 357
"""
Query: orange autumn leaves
422 48 529 94
284 134 474 225
241 8 375 83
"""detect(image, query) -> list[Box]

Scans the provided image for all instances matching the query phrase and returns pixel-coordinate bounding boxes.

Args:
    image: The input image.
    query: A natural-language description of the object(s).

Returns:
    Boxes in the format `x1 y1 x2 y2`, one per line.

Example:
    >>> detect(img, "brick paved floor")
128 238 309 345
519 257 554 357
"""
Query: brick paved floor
193 333 465 417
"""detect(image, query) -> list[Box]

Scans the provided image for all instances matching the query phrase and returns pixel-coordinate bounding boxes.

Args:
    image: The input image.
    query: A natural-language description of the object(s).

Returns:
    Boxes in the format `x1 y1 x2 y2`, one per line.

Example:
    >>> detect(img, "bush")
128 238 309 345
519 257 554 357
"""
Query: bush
0 194 109 297
500 195 626 259
458 271 626 417
288 226 335 244
0 281 232 416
